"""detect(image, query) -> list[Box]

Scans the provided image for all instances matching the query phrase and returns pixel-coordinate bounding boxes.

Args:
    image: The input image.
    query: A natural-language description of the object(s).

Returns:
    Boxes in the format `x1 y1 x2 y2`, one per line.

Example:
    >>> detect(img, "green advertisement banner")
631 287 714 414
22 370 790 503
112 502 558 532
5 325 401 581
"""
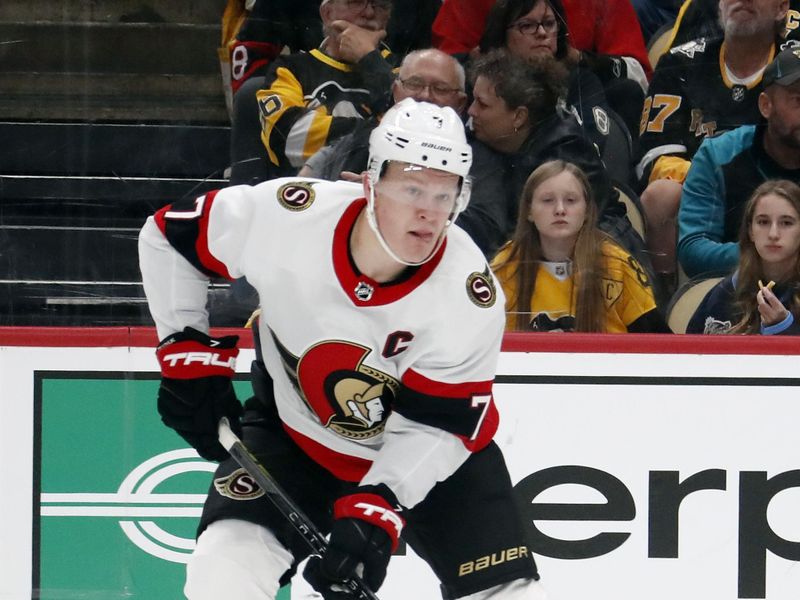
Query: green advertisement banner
33 372 290 600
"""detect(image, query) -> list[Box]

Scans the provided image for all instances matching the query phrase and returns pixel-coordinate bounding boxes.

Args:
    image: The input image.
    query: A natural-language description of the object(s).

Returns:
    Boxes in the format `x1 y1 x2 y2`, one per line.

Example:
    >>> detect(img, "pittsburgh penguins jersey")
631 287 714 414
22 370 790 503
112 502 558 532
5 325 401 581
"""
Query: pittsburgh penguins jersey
636 37 772 184
491 240 659 333
256 47 397 172
139 178 505 508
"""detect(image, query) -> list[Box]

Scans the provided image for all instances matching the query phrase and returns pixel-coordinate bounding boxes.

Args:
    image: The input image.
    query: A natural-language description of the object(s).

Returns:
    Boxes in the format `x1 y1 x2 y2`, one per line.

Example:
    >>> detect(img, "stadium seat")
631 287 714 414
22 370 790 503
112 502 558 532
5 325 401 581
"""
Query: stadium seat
614 182 647 242
0 122 230 326
601 108 635 189
647 21 676 70
665 276 723 334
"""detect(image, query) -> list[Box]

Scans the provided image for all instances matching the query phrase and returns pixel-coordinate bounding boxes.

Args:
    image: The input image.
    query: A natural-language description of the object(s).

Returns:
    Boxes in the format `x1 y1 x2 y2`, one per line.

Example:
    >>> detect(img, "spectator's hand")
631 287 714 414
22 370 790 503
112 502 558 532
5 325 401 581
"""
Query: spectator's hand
329 20 386 63
756 284 789 326
339 170 364 183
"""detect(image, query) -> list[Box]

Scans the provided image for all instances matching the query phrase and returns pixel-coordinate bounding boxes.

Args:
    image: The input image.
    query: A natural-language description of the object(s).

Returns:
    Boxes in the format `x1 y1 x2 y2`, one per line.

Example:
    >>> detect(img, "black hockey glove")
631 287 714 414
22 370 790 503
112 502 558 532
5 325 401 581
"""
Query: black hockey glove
303 485 405 598
155 327 243 462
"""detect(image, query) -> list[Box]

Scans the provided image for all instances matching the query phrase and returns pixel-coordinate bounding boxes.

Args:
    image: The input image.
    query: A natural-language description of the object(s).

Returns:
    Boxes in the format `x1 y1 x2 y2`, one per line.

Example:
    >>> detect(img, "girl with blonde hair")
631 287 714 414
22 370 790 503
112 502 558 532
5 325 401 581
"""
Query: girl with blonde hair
492 160 667 332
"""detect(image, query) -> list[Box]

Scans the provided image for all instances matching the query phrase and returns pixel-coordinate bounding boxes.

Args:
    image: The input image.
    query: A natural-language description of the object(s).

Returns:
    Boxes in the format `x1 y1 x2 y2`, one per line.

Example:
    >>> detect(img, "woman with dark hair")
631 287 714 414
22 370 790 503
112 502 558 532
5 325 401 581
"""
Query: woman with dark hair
491 160 666 332
478 0 646 146
687 180 800 335
458 49 648 272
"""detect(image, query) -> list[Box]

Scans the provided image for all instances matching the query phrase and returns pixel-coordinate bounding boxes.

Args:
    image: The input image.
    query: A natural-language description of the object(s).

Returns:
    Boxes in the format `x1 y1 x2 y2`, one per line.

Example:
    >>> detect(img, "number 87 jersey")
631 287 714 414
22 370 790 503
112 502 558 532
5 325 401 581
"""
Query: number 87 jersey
139 176 506 509
636 37 767 186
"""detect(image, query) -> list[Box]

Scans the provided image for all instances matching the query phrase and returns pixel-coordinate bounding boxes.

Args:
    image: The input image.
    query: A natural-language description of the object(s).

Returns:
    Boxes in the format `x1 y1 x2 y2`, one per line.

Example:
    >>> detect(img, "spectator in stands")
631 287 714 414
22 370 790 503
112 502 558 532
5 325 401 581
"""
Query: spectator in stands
222 0 322 99
667 0 800 48
636 0 789 300
491 160 667 332
687 179 800 334
431 0 651 133
463 50 645 265
678 46 800 278
477 0 614 156
299 48 467 180
229 0 397 185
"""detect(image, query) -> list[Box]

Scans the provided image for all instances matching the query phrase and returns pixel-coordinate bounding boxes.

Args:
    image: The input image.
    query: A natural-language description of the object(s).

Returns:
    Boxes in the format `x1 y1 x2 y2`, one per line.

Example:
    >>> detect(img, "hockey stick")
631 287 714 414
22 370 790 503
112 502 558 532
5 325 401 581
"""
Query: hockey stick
217 418 380 600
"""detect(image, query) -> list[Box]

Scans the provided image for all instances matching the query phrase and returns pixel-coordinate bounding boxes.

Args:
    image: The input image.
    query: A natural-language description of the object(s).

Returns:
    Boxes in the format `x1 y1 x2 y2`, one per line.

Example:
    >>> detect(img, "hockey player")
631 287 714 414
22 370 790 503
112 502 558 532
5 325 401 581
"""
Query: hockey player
139 98 545 600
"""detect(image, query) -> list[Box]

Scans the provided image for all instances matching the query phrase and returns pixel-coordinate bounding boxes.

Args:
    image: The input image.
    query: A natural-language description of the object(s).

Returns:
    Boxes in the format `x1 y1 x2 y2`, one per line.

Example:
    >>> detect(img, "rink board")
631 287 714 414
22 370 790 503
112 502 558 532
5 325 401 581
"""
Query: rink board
1 329 798 600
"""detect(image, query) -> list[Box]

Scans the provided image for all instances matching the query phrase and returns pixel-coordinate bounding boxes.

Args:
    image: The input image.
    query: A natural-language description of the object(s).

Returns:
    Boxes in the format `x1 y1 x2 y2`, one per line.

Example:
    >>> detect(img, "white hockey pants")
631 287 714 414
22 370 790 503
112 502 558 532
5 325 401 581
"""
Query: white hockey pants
185 519 547 600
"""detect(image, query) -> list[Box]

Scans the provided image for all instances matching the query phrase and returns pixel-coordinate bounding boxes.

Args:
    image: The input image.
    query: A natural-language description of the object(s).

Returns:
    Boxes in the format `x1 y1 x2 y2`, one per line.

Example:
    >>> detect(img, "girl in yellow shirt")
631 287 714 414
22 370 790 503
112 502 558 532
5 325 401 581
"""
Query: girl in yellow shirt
491 160 668 333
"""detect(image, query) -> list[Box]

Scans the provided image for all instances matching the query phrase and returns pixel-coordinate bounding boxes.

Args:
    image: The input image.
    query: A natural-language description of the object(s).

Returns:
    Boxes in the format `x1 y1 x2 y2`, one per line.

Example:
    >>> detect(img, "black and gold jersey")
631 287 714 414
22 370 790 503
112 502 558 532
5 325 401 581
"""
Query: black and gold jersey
492 240 658 333
636 37 772 185
256 47 397 171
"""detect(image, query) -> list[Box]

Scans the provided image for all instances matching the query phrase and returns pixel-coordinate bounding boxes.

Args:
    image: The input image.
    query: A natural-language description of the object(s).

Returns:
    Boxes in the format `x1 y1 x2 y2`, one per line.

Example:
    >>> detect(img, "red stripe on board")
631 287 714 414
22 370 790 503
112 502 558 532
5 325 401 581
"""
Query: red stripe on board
0 328 798 355
0 327 255 348
501 332 800 355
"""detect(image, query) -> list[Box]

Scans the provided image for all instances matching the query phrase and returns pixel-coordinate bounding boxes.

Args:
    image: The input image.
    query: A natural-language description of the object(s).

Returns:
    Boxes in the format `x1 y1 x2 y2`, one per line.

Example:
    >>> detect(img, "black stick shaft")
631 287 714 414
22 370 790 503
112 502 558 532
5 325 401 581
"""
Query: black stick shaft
218 418 380 600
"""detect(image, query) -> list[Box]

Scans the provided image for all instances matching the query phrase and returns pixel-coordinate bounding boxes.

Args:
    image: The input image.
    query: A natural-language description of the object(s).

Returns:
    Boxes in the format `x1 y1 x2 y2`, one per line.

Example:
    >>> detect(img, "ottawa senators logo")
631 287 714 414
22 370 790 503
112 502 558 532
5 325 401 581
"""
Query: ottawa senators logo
466 267 497 308
277 182 316 211
213 469 264 500
280 339 399 440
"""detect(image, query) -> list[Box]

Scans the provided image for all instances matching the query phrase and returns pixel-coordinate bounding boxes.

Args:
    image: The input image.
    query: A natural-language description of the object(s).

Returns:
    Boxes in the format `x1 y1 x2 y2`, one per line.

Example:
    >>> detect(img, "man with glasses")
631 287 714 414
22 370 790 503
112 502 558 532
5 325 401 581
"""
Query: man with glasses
298 48 468 180
231 0 397 184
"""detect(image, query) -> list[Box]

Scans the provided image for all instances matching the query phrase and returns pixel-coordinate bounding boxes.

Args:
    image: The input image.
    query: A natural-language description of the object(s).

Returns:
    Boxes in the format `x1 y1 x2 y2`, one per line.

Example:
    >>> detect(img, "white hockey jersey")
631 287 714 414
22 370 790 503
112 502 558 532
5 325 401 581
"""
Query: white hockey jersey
139 178 506 507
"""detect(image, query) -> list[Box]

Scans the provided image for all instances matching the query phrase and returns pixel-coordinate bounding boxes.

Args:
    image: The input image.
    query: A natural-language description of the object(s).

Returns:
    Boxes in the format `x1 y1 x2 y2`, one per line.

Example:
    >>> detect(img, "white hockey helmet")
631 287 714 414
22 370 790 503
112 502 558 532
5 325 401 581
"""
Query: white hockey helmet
368 97 472 180
365 99 472 265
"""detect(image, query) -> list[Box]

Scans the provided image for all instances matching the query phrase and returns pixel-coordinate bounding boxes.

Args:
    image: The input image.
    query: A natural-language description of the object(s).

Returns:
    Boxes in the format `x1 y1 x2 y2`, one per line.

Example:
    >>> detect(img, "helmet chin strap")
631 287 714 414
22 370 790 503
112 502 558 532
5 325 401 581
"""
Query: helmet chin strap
365 176 451 268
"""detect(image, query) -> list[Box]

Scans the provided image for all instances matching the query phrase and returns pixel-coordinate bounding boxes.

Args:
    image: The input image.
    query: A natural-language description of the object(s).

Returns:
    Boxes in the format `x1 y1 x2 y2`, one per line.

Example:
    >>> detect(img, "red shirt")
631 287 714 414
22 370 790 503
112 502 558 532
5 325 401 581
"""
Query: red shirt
431 0 652 77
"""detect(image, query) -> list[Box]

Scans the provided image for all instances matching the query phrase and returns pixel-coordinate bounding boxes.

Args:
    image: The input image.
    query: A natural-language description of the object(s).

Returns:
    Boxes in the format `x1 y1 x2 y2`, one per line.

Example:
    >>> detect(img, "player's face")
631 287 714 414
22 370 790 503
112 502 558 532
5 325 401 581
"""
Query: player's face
372 161 460 264
527 171 588 249
468 76 522 151
719 0 787 36
763 83 800 150
505 0 559 61
749 193 800 275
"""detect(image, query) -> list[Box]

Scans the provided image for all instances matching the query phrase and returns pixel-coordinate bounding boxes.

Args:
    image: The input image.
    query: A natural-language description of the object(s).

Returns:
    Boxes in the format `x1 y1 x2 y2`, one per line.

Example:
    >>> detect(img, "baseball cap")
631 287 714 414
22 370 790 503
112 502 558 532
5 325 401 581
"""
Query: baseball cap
763 46 800 87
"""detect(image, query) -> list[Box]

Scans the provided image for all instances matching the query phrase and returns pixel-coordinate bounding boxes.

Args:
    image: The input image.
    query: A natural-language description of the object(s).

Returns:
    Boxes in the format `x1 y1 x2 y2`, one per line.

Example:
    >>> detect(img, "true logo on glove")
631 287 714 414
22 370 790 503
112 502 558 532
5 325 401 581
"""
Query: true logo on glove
160 351 237 369
354 501 404 537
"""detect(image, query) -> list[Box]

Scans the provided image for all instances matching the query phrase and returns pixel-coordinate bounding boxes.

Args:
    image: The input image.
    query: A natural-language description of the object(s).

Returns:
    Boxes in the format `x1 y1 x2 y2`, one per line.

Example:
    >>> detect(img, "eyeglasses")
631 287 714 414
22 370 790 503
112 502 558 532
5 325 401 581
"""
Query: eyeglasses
508 17 559 36
397 77 462 98
340 0 392 13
